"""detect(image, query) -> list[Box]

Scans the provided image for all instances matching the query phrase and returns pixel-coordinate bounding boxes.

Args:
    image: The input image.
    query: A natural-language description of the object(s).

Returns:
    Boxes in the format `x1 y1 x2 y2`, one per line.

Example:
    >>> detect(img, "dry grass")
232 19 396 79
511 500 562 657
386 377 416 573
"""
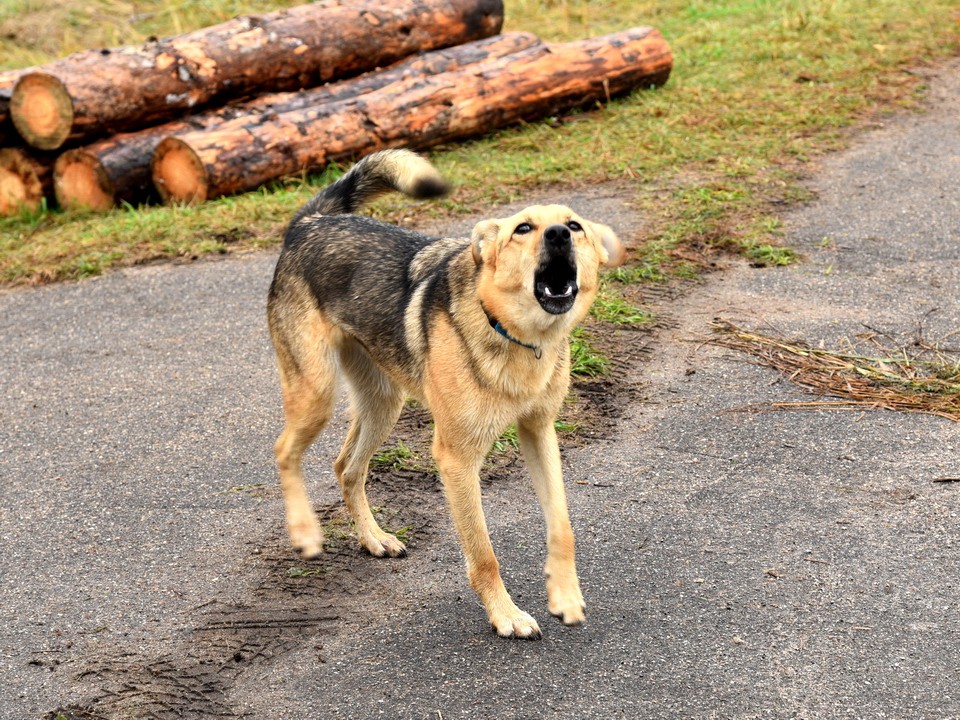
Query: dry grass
710 320 960 421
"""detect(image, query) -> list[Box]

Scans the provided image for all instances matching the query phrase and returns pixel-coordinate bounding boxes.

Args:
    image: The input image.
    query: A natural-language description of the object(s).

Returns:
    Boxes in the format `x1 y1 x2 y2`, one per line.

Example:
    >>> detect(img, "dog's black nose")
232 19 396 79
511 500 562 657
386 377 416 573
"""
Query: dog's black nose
544 224 571 250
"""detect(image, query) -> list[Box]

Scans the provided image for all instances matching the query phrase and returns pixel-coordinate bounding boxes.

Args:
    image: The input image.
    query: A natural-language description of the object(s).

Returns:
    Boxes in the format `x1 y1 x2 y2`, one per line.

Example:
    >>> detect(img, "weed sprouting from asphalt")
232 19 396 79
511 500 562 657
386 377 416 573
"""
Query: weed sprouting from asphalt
745 244 797 267
391 525 415 544
287 566 325 578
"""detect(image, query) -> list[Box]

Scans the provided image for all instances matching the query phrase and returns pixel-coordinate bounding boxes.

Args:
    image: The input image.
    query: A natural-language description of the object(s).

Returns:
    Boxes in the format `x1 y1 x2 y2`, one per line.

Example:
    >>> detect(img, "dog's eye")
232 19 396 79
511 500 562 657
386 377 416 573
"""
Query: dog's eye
514 223 532 235
567 221 583 232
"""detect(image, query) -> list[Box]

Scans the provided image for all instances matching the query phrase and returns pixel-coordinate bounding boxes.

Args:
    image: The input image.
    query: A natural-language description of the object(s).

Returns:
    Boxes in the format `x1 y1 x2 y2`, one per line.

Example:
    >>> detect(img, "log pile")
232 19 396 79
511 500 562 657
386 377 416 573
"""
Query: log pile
9 0 504 150
0 0 673 216
53 32 542 211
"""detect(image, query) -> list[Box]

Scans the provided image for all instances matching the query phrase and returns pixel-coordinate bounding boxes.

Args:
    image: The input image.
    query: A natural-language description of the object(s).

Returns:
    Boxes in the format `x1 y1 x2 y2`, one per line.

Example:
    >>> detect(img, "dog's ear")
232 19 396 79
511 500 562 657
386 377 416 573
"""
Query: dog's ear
471 220 500 265
584 220 626 268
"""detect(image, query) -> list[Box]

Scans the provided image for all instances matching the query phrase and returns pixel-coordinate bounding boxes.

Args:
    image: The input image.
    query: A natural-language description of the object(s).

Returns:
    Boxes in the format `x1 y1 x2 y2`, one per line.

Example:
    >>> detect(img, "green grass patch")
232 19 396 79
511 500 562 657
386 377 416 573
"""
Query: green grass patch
746 243 798 267
1 0 958 283
390 524 415 545
492 423 520 453
553 418 581 435
491 418 584 453
590 289 654 326
371 441 416 471
570 328 609 378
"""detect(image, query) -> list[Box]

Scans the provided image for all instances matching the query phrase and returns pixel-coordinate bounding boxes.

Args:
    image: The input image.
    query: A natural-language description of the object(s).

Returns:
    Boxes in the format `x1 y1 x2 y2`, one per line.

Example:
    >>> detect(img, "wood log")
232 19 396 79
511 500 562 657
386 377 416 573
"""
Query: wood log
10 0 504 151
0 148 54 215
1 70 28 146
53 32 540 211
152 26 673 204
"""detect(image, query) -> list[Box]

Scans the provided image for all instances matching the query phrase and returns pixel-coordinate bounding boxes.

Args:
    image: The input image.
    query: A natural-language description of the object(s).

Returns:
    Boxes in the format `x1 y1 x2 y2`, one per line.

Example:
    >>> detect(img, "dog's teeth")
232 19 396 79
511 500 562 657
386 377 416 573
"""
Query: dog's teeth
545 285 574 298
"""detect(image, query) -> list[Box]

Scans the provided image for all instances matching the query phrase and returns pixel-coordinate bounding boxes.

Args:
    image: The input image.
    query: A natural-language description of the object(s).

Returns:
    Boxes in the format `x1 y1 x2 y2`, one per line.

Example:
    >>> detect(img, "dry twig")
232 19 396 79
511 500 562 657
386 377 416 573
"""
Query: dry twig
709 320 960 422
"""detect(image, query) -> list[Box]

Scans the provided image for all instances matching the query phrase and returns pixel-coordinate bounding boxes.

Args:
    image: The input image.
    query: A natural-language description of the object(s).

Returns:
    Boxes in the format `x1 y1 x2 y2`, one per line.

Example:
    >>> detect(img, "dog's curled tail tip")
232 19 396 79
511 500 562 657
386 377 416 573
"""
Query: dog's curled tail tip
381 148 450 201
292 149 448 225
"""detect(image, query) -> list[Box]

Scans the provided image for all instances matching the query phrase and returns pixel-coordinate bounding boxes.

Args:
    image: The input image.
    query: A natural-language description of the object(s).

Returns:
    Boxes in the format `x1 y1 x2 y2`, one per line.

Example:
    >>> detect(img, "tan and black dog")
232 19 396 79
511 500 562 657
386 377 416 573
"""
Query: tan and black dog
267 149 624 639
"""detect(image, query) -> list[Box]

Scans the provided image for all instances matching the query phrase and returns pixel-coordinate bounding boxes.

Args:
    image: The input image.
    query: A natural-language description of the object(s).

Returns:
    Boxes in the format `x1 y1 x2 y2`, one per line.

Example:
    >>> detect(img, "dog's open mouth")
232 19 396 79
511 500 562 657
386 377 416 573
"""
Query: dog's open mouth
534 255 578 315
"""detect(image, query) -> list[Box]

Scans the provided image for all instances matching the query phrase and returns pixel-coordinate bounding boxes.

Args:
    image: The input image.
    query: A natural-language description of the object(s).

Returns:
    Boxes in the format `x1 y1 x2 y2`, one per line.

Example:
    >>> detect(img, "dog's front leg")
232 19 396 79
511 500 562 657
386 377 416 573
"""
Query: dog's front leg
518 414 586 626
432 431 542 640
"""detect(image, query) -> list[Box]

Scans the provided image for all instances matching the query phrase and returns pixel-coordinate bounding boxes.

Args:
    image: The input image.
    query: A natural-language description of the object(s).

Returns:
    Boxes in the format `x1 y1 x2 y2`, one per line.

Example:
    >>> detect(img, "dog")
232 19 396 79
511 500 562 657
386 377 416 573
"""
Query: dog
267 149 624 638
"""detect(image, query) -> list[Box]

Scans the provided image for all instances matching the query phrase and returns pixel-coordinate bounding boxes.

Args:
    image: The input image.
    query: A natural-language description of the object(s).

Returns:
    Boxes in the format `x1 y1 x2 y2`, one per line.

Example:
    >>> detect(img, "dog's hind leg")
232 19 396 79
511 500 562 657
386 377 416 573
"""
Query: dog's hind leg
271 307 340 559
334 339 407 558
274 367 337 559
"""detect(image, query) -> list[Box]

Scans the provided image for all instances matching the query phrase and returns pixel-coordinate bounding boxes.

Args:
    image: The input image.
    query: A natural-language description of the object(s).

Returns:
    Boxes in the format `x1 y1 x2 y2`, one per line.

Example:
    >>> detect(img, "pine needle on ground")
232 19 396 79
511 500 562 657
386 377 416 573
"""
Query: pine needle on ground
709 319 960 422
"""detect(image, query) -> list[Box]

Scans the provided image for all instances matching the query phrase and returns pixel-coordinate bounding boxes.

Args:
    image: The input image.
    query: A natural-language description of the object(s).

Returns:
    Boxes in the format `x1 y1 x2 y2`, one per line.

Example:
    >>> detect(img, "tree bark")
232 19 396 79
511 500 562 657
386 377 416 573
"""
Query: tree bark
10 0 504 150
152 26 673 204
53 32 540 211
0 69 28 146
0 148 53 215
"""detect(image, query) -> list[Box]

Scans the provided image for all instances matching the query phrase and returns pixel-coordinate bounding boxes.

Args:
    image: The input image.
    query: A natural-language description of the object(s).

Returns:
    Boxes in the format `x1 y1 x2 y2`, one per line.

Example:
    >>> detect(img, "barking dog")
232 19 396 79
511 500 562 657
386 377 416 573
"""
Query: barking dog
268 149 624 638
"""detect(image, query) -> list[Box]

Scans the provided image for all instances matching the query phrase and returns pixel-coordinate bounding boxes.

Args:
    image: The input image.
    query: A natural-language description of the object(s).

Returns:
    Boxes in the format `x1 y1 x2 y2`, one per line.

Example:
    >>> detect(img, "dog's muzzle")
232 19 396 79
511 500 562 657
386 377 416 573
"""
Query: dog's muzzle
534 224 579 315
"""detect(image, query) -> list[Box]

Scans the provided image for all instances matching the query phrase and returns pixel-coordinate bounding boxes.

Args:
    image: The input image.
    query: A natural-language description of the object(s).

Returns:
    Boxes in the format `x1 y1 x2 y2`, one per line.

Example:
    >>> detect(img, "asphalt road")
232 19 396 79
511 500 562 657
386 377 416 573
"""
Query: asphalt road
1 63 958 720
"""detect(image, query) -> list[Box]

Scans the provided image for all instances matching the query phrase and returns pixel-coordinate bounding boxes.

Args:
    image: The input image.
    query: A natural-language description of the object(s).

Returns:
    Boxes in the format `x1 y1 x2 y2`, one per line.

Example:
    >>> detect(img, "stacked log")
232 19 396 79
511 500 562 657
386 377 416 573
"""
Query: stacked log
1 70 28 147
8 0 504 151
53 32 541 211
152 26 673 204
0 148 53 214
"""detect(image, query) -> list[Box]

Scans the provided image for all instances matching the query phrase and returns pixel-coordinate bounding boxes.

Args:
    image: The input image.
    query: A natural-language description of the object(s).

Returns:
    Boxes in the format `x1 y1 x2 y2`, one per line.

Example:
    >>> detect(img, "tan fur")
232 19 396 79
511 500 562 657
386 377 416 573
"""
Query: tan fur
270 164 624 638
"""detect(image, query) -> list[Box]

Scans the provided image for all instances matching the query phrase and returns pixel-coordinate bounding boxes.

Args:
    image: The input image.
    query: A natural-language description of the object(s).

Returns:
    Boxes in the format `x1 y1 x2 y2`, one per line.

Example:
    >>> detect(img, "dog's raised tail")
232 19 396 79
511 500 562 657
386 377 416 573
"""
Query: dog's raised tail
291 149 448 226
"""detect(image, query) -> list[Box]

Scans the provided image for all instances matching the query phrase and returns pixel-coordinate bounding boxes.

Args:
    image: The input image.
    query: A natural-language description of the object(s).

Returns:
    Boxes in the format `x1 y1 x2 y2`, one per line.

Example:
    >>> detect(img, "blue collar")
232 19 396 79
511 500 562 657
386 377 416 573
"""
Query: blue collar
482 306 542 359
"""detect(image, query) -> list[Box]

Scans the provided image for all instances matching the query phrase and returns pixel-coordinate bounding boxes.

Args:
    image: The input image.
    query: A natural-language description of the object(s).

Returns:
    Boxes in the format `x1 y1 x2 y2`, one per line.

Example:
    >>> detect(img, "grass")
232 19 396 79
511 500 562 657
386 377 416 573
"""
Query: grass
590 290 654 326
492 423 521 453
390 524 415 545
371 506 415 544
371 440 416 471
710 320 960 421
491 418 583 453
570 328 609 378
0 0 958 284
286 566 325 578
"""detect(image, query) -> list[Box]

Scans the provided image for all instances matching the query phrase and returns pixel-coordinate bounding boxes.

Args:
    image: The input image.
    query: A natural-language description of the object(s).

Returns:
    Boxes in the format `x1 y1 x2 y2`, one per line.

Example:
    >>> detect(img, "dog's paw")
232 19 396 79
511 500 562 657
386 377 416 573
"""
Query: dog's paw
547 581 586 626
359 530 407 559
490 608 542 640
288 518 324 559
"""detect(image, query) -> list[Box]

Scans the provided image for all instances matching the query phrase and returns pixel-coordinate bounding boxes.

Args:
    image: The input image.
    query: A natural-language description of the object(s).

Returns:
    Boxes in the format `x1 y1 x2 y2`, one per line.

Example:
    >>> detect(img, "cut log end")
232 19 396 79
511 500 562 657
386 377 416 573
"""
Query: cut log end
55 150 115 211
10 73 74 150
0 148 43 215
152 138 209 204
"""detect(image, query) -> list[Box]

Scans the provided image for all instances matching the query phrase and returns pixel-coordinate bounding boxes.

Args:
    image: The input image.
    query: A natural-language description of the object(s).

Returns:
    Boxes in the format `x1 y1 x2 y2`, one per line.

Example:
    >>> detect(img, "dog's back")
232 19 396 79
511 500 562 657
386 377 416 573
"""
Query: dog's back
269 149 460 386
